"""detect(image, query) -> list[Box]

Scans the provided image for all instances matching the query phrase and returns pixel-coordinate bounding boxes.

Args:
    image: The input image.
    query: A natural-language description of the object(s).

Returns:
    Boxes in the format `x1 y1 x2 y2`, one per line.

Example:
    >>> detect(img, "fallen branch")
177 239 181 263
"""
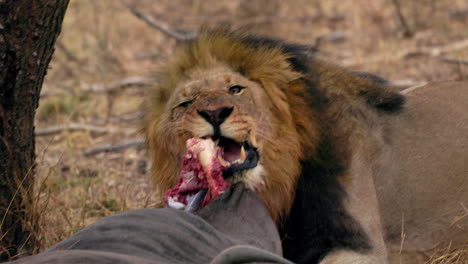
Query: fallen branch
236 14 332 28
125 4 196 41
413 38 468 57
390 0 413 38
111 111 145 123
438 57 468 66
343 38 468 66
40 89 70 98
55 39 80 63
83 138 145 156
35 123 133 137
81 76 156 94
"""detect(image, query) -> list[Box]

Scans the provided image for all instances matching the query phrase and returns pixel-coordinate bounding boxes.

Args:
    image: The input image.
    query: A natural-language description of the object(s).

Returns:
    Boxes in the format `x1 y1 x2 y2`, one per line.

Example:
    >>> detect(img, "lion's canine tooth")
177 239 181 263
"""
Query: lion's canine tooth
217 156 230 167
248 131 258 148
240 145 246 162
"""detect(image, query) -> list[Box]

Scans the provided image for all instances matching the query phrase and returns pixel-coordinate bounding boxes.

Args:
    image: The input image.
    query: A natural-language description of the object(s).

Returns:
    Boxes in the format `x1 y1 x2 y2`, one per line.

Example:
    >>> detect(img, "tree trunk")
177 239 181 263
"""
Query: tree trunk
0 0 69 260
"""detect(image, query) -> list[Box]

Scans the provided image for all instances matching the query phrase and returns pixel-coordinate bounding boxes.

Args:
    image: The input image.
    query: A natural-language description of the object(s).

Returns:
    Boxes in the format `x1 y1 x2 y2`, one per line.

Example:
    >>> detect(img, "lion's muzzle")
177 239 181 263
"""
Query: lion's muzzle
197 106 234 136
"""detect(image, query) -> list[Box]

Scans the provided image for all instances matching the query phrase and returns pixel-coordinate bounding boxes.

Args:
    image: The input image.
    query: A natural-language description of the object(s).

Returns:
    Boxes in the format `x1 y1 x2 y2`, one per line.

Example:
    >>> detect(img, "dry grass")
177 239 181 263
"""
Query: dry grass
25 0 468 262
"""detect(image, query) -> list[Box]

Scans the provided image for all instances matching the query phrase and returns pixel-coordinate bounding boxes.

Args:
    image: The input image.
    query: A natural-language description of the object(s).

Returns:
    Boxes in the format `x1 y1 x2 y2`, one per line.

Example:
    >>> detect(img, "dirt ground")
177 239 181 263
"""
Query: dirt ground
31 0 467 262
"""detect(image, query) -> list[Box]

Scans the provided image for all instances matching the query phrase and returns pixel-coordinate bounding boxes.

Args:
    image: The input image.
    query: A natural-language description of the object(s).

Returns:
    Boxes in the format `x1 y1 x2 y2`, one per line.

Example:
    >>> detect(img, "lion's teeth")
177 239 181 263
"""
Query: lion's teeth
248 132 258 148
217 156 230 167
240 146 246 162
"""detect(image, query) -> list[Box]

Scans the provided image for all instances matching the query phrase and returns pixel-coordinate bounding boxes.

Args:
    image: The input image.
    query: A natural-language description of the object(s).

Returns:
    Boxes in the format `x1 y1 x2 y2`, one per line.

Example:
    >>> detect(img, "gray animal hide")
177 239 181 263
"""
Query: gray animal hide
8 183 287 264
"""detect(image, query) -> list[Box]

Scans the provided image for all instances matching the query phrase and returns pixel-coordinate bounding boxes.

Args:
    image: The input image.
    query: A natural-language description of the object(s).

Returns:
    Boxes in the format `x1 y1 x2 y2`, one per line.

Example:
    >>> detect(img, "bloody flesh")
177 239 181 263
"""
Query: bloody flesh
163 138 230 209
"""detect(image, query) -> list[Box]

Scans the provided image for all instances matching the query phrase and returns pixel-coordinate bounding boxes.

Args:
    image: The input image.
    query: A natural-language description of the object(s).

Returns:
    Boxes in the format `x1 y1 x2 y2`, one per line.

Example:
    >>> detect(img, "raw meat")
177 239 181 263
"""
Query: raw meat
163 138 230 211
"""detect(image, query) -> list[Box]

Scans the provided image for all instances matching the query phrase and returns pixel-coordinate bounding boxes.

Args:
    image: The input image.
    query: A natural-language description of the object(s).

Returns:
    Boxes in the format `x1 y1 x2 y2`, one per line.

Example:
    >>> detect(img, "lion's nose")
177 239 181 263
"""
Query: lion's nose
198 107 233 127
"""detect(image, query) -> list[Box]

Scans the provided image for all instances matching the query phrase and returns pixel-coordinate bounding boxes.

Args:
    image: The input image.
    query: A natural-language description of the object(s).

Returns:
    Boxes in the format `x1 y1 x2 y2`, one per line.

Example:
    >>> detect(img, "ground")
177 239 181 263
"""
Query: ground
31 0 467 262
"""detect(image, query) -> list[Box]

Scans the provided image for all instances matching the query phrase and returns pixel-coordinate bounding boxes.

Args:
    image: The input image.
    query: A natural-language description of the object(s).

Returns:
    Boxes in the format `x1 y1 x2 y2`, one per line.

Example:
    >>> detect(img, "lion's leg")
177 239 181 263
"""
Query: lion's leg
319 177 388 263
323 147 390 264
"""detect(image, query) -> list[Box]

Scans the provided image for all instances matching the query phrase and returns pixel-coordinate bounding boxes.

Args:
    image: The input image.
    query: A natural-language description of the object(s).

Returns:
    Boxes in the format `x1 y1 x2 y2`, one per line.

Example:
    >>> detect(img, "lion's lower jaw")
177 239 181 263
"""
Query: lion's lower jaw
228 164 266 191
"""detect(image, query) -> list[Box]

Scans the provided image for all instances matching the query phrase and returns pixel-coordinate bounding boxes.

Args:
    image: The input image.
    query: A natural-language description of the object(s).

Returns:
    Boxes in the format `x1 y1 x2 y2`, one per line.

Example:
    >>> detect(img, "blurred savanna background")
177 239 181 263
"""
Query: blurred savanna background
28 0 468 262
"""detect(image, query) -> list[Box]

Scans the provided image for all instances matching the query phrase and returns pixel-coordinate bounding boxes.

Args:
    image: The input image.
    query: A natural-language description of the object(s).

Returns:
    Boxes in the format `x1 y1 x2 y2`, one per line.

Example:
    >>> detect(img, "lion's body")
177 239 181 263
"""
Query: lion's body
143 28 467 263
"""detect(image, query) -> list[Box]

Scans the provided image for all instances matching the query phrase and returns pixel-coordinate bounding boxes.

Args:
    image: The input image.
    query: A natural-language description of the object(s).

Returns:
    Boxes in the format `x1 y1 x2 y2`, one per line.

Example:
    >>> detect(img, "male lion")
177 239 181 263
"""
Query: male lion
143 27 467 263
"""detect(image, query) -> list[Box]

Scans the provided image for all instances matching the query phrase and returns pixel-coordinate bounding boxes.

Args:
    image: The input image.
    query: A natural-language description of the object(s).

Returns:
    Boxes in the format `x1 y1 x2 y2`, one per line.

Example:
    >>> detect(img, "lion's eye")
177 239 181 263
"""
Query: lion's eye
229 85 246 95
177 100 193 108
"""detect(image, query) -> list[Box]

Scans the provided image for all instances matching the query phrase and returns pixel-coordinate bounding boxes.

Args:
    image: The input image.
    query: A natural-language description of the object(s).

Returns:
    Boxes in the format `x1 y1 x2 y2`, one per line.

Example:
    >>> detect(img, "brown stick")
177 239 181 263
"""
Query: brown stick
81 76 156 94
124 4 196 41
342 38 468 66
35 123 133 137
83 138 145 156
438 57 468 66
39 89 70 97
55 40 80 63
390 0 413 38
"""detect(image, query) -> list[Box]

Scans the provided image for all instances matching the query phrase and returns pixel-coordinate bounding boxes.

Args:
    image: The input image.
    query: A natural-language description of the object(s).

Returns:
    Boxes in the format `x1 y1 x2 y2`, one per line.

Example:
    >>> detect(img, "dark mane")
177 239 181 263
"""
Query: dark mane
239 35 315 74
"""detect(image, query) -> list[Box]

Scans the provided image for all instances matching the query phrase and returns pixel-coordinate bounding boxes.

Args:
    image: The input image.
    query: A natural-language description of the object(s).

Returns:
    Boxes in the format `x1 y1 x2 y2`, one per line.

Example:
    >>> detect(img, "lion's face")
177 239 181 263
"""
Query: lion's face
167 68 272 183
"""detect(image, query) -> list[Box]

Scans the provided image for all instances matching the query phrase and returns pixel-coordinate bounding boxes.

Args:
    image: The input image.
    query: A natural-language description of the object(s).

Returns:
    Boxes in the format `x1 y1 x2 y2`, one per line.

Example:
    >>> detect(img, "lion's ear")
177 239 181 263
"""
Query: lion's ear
359 88 405 114
354 72 406 114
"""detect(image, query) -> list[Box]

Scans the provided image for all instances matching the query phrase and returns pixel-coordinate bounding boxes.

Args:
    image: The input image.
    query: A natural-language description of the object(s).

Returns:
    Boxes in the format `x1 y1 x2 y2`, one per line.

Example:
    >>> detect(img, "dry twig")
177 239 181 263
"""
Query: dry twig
236 14 331 28
81 76 156 94
111 111 145 123
83 138 145 156
55 40 80 63
39 89 70 98
124 4 196 41
343 38 468 66
35 123 132 137
438 57 468 66
409 39 468 58
390 0 413 38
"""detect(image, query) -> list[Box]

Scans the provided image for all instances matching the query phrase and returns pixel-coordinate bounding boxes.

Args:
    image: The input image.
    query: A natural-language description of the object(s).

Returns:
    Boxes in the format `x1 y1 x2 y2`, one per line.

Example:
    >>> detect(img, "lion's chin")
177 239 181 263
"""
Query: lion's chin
164 137 259 212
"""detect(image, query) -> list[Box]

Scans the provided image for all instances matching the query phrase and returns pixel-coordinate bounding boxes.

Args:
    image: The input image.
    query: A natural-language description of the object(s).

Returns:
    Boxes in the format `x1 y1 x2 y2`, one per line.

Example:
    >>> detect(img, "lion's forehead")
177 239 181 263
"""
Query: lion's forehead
174 71 256 98
180 70 233 90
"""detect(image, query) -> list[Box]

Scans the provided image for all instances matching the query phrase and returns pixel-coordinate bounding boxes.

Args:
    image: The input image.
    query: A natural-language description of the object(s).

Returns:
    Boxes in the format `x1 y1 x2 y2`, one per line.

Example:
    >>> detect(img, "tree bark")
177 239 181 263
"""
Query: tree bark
0 0 69 260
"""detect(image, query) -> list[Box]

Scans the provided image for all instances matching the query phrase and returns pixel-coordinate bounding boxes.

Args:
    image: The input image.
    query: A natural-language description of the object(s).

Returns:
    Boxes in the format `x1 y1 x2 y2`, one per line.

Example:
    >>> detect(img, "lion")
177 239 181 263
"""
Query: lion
143 27 467 264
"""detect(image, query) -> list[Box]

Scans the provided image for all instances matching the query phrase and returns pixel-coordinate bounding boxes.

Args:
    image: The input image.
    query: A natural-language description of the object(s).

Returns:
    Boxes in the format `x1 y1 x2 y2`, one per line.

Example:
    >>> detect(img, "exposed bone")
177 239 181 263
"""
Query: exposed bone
198 140 216 169
167 197 185 210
